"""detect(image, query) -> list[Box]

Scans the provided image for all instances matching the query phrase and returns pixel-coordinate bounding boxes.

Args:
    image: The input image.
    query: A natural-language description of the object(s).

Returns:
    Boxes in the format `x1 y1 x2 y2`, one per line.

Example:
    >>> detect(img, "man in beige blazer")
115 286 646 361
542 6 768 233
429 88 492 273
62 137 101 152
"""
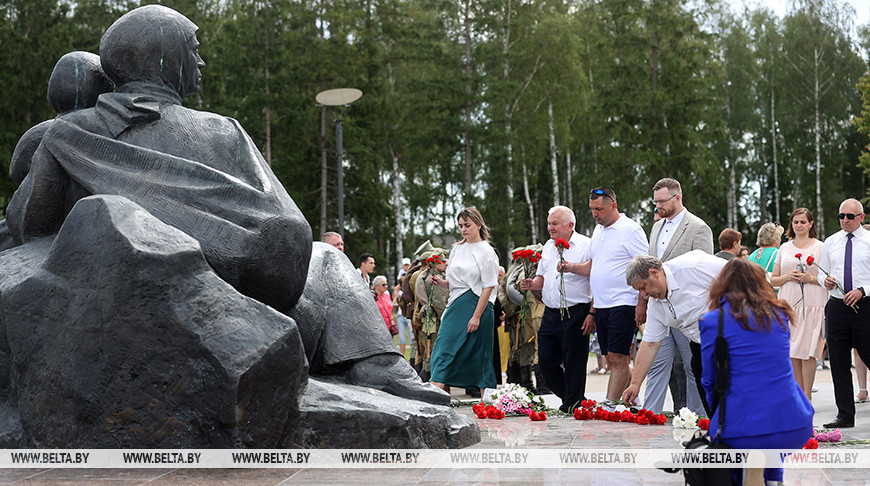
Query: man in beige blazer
641 178 713 414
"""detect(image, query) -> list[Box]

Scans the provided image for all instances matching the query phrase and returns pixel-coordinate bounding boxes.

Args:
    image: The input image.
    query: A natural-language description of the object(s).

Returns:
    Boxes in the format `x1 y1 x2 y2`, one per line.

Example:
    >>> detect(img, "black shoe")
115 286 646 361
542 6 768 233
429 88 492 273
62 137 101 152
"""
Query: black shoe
466 388 481 398
823 418 854 428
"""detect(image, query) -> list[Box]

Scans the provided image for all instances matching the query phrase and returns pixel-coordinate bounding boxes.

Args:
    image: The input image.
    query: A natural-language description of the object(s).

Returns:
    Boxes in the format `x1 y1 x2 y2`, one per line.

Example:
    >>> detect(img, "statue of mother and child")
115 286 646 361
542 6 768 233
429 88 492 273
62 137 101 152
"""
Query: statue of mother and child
0 5 477 448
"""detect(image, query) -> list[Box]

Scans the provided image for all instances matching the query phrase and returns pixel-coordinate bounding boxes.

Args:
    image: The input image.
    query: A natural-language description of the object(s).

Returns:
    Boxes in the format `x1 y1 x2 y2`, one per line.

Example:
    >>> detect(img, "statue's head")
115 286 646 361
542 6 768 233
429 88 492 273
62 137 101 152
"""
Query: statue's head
100 5 204 99
48 51 114 115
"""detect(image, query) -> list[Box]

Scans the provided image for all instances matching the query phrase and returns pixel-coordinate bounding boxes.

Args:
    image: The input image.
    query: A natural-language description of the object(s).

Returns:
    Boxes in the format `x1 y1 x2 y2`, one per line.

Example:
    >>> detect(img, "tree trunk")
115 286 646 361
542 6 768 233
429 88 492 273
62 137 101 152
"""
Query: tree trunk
391 148 404 281
549 101 559 207
771 85 780 225
566 151 573 210
813 46 824 238
463 0 473 204
523 162 535 243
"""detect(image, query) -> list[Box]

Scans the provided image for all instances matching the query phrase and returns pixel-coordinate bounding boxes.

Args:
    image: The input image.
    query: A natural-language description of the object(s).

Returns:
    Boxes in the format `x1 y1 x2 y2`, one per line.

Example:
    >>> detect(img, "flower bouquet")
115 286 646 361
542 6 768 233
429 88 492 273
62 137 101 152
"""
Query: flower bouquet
511 248 542 322
424 254 445 330
572 400 668 425
793 253 807 307
554 238 571 320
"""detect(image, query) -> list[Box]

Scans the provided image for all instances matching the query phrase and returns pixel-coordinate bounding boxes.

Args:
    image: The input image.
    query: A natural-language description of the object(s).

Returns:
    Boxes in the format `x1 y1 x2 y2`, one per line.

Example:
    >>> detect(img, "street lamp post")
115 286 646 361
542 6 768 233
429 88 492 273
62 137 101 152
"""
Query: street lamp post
316 88 363 240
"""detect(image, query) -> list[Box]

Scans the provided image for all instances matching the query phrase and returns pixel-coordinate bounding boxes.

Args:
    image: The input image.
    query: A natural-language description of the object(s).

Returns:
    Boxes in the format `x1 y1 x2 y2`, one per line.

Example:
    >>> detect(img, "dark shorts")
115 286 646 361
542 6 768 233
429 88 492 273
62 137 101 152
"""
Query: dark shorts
595 305 636 356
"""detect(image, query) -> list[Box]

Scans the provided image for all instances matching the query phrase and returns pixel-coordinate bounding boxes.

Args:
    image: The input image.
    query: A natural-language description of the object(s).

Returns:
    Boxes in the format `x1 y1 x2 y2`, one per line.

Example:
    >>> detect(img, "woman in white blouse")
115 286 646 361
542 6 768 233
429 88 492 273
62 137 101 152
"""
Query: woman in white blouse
429 207 499 394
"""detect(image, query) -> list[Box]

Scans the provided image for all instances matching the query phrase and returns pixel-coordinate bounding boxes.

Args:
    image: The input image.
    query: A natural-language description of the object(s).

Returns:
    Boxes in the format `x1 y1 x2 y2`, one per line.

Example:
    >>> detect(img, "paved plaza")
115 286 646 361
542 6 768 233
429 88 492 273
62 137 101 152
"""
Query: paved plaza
1 360 868 485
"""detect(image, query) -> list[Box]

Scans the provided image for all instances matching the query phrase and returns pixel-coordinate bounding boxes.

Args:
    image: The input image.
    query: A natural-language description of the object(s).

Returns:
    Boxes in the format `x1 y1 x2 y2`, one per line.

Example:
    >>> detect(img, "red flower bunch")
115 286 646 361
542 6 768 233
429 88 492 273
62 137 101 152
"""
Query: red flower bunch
512 248 543 321
529 411 547 421
697 418 710 431
426 254 443 266
802 438 819 449
572 404 666 425
472 403 505 419
512 249 542 263
554 238 570 251
573 408 594 420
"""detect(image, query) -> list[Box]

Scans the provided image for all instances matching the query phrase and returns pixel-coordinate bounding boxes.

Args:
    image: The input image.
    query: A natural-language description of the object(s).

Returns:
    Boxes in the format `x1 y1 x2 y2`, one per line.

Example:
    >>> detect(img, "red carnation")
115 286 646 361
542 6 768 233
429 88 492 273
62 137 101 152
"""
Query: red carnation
795 253 802 259
807 256 815 265
636 415 650 425
803 438 818 449
655 414 667 425
555 238 570 250
698 418 710 430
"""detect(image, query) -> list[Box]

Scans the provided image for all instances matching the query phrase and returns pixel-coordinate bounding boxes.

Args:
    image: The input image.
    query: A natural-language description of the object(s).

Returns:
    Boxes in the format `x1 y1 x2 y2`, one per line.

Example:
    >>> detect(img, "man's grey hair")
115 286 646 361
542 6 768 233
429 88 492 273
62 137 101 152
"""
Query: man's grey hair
625 254 664 286
372 275 388 287
321 231 342 242
548 205 576 225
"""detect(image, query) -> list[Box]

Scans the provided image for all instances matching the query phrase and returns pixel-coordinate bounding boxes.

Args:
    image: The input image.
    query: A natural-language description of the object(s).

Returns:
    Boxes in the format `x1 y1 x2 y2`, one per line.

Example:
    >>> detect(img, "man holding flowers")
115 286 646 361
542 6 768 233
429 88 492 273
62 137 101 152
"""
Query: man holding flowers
520 205 593 413
818 198 870 429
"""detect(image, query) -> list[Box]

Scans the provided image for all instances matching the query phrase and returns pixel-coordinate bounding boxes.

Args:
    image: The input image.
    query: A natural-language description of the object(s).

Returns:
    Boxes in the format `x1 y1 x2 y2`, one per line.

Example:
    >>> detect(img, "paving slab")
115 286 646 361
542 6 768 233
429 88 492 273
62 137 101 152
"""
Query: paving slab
0 360 867 485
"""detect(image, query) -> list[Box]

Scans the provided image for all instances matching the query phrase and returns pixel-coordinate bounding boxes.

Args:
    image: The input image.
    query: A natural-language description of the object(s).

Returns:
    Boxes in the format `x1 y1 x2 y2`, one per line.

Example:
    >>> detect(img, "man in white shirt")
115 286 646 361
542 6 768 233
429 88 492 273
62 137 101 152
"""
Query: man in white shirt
819 199 870 429
620 251 726 416
358 252 375 289
575 187 648 401
520 206 594 412
644 178 713 415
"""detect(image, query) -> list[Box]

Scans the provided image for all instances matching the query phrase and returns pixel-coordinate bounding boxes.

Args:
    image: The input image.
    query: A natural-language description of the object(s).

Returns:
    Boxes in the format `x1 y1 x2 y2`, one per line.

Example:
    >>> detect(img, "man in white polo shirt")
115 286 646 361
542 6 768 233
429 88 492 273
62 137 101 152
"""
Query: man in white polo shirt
620 251 726 416
521 205 594 412
582 187 648 401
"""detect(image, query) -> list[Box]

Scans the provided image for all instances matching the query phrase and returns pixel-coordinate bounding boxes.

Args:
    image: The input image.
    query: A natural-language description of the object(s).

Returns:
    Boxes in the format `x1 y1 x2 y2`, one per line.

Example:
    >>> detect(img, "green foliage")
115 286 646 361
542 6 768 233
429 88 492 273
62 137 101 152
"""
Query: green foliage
0 0 868 264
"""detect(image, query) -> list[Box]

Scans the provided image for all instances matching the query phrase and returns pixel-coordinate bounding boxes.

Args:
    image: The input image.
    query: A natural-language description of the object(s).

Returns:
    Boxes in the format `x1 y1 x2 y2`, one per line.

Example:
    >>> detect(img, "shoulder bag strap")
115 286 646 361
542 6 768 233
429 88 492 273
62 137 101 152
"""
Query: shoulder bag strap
712 307 729 442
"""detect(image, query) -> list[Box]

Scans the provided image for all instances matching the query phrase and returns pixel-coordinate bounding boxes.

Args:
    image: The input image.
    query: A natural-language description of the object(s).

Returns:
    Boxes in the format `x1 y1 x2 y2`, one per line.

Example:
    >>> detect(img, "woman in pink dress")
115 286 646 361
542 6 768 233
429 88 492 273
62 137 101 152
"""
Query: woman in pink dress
770 208 826 401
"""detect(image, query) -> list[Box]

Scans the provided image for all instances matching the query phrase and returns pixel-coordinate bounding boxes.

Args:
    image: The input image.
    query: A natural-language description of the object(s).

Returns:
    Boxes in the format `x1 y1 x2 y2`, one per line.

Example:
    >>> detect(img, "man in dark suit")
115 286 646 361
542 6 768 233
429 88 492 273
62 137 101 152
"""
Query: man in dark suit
641 178 713 414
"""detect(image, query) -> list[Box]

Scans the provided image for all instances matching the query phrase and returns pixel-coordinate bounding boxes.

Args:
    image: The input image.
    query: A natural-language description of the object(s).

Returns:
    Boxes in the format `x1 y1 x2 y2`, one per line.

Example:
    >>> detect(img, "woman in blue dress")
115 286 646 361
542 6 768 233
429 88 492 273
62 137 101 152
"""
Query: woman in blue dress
699 259 814 485
429 207 499 395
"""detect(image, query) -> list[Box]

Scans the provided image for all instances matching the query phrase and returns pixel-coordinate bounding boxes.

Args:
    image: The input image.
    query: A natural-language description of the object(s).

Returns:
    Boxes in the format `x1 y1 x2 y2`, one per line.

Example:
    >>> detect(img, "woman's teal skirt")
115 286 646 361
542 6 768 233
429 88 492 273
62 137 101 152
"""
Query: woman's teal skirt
429 290 496 389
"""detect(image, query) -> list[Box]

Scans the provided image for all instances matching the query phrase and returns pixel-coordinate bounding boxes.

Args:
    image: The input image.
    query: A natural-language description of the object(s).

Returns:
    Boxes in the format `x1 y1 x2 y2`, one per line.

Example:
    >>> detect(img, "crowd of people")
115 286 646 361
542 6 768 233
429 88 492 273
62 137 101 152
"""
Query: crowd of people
322 178 870 480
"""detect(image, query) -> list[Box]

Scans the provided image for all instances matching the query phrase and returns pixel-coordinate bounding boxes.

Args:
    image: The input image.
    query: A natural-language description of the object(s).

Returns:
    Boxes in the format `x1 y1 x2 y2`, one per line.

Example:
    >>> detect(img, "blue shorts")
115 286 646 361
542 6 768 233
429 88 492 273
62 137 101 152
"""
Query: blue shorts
595 305 636 356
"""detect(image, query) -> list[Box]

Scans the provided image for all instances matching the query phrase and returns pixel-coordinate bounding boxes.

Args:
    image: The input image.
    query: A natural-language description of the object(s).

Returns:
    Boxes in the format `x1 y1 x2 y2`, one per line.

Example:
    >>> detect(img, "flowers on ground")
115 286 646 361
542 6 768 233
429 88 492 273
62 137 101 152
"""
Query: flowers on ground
672 407 702 429
473 403 505 419
572 400 667 425
813 428 843 443
803 438 819 449
487 383 546 415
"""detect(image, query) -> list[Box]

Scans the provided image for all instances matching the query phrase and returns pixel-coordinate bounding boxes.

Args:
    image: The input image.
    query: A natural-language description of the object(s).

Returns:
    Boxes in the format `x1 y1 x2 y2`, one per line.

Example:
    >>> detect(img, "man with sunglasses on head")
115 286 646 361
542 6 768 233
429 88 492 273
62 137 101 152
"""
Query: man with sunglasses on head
819 198 870 429
566 187 648 402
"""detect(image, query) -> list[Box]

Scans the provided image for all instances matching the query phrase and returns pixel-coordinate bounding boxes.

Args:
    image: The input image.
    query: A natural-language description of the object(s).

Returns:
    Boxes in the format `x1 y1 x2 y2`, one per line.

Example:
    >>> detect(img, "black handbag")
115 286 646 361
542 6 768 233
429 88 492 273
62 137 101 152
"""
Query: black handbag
665 308 733 486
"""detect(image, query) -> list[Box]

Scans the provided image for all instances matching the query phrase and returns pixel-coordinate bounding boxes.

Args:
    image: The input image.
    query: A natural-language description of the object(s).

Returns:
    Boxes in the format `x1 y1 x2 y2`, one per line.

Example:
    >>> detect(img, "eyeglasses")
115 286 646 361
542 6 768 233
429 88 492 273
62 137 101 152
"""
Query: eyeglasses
653 194 677 206
838 213 863 220
589 188 614 202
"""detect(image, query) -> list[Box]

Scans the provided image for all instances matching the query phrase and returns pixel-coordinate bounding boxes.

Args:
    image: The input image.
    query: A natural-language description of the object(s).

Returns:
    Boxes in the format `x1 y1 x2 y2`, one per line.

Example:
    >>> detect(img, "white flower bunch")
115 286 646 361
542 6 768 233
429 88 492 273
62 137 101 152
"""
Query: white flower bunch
672 407 700 429
489 383 535 414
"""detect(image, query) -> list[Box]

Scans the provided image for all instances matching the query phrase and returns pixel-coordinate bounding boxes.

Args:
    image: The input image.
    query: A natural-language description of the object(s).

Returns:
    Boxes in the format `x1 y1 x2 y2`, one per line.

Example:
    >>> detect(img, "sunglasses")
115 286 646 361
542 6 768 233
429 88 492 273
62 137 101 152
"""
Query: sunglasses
838 213 863 220
589 188 614 202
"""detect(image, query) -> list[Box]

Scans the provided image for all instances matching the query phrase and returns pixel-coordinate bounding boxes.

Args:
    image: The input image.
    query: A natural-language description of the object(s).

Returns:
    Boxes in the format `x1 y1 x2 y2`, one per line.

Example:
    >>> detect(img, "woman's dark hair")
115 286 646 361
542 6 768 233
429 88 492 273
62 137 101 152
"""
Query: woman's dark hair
708 258 793 332
785 207 818 239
